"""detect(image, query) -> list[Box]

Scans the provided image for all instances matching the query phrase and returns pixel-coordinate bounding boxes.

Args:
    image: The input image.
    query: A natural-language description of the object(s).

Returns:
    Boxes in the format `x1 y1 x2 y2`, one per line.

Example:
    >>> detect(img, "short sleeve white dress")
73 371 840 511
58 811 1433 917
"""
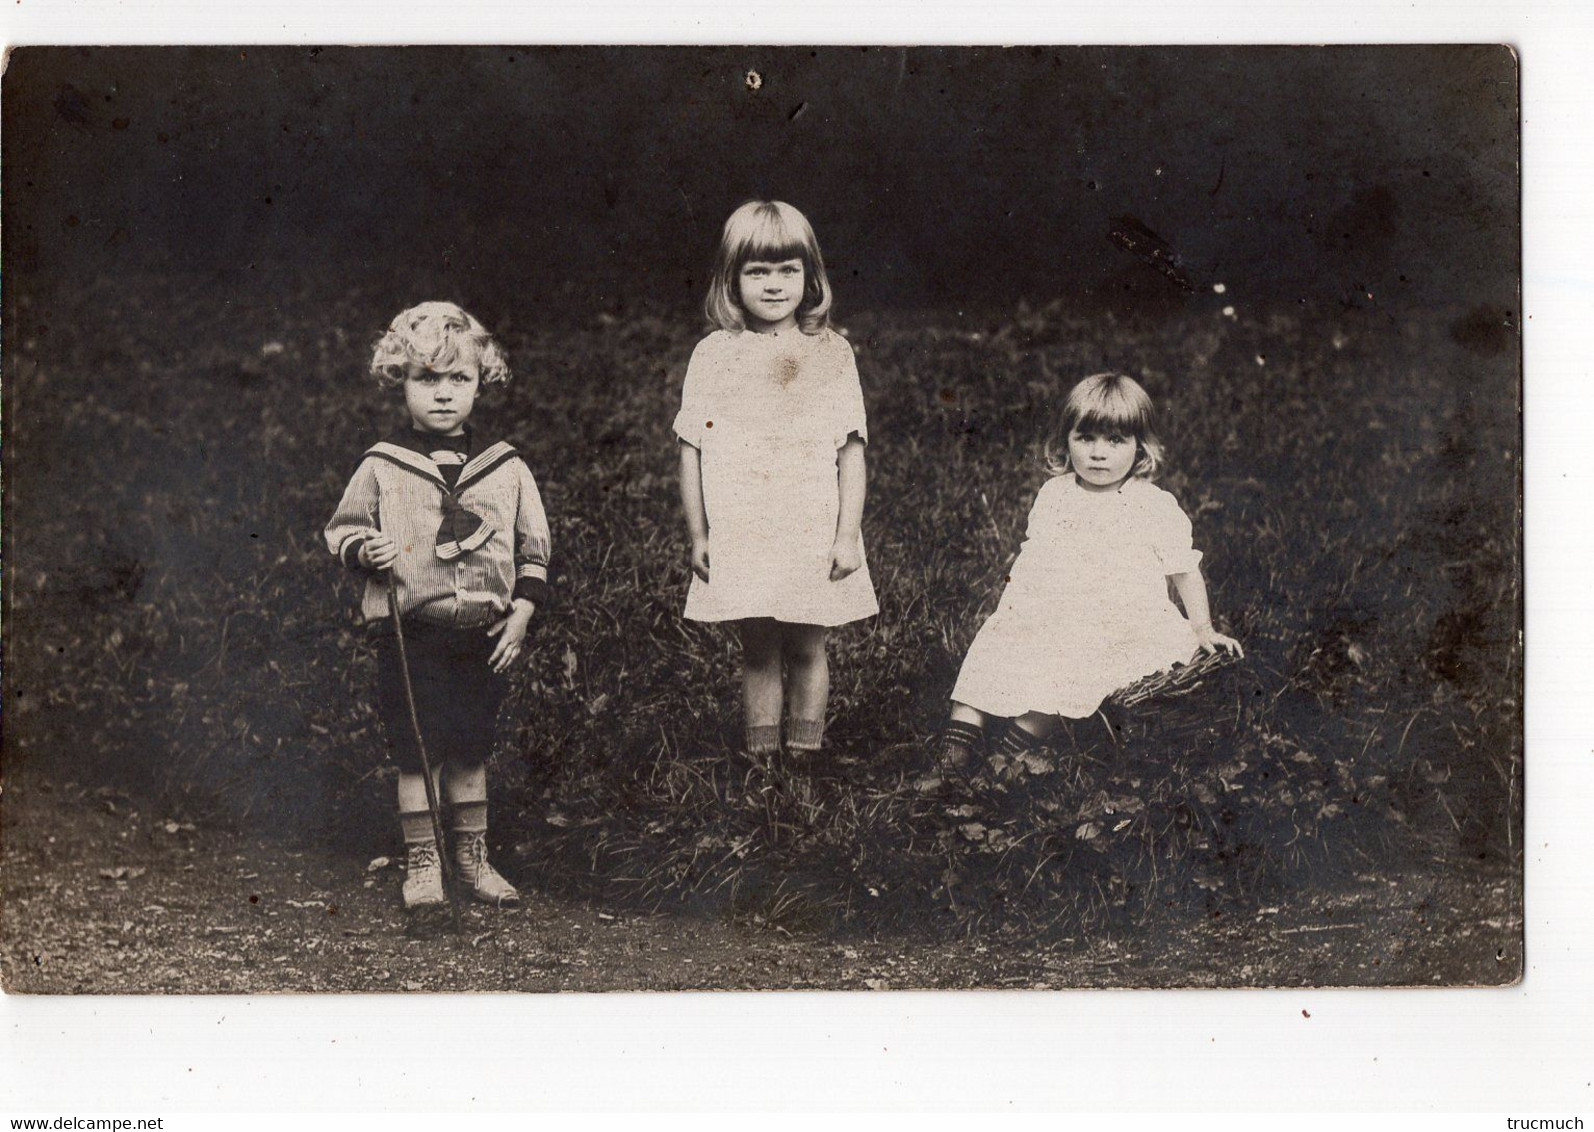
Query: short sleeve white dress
674 327 879 627
951 474 1204 719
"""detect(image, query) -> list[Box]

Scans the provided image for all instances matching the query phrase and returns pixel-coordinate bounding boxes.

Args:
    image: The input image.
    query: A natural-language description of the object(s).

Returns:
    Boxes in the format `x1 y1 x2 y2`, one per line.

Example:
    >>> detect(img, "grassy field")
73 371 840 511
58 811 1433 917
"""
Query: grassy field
2 271 1521 969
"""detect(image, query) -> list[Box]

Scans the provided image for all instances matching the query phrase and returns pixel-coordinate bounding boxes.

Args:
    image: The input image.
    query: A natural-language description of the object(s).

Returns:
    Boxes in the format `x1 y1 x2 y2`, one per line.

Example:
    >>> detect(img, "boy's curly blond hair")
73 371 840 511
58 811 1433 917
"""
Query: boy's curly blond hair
369 301 511 386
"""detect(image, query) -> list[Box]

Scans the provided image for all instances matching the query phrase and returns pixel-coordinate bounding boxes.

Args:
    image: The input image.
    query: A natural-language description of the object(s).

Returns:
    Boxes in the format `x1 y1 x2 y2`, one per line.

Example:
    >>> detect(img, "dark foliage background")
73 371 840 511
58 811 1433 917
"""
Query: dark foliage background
4 46 1517 317
2 46 1520 947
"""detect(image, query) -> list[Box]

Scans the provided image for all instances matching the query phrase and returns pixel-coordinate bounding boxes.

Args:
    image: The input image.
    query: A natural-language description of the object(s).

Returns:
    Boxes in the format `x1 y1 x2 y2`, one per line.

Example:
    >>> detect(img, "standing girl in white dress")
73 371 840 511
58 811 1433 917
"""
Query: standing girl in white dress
675 200 879 761
926 373 1242 777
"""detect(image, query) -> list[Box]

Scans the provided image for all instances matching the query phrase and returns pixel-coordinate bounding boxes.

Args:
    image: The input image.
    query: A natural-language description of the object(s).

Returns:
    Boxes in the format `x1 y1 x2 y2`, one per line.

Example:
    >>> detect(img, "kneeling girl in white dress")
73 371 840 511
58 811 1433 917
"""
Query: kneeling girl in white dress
926 372 1242 776
675 200 879 761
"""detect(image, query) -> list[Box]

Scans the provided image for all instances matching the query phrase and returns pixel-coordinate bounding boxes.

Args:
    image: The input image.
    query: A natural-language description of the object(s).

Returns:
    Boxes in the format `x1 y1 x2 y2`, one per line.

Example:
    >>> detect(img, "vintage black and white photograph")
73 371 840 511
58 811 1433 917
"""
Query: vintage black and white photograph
1 44 1522 993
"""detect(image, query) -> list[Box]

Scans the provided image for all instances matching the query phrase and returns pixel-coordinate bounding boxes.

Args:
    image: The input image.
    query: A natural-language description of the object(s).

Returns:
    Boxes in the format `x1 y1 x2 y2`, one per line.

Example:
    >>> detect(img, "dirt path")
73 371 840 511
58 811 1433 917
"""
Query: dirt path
1 777 1520 992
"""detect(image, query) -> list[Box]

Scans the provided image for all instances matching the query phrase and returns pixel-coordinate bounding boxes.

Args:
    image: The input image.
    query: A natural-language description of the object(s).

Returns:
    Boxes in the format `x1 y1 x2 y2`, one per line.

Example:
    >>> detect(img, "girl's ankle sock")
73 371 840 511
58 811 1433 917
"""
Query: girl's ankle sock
450 799 488 836
998 721 1043 755
944 720 985 744
745 724 781 757
399 809 436 847
786 717 825 752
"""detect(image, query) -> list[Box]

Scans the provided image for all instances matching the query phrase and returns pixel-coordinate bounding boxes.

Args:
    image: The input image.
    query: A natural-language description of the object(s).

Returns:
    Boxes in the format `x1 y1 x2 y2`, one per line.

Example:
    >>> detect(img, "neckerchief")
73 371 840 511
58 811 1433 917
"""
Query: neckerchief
367 425 517 562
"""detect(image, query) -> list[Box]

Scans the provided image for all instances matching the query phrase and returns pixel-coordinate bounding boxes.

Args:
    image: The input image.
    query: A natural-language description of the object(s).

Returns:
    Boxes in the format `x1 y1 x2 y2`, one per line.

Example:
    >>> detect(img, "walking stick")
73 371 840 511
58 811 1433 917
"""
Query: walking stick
386 572 463 933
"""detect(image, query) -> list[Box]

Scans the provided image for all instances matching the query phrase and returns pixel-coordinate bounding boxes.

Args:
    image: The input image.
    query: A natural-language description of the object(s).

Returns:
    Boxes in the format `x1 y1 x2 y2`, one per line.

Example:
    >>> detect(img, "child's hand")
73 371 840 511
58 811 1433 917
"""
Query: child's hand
359 534 398 570
487 600 535 673
829 538 863 582
1193 625 1244 659
689 538 711 582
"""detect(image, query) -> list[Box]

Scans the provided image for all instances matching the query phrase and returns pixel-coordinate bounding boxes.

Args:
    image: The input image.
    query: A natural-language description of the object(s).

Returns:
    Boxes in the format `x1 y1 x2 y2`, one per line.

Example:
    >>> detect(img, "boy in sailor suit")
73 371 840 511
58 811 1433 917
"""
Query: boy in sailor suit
325 302 549 911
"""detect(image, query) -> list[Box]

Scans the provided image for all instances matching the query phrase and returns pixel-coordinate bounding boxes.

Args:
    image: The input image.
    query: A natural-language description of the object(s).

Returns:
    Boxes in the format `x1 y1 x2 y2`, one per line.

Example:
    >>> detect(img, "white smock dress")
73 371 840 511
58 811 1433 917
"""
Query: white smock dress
674 327 879 627
951 474 1203 719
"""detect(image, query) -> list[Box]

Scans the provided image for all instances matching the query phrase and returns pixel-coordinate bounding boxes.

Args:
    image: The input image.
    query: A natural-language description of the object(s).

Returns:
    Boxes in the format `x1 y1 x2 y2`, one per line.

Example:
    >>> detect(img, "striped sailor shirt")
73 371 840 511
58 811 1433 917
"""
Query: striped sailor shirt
325 427 551 628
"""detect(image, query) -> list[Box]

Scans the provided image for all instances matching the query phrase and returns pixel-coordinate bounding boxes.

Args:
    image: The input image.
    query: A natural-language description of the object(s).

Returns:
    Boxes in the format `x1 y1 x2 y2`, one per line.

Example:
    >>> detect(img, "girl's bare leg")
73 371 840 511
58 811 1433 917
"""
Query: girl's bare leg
782 624 829 720
949 701 990 729
1011 711 1057 739
782 623 830 751
739 618 784 754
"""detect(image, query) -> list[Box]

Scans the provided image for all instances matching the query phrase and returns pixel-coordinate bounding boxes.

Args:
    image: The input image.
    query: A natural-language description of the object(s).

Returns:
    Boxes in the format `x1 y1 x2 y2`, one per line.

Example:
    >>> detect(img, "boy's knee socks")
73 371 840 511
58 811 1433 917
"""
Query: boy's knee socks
400 809 436 847
402 800 489 845
450 799 488 835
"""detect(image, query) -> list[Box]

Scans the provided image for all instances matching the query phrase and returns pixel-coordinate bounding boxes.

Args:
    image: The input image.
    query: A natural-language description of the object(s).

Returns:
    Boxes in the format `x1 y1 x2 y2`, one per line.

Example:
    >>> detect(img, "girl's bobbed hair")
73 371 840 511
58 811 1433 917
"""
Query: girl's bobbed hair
370 301 511 386
1043 372 1166 481
704 200 833 335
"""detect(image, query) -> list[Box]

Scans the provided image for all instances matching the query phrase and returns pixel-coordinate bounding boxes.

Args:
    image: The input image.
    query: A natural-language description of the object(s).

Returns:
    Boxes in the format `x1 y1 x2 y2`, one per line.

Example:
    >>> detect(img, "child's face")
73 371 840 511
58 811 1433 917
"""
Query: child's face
1068 427 1138 491
402 361 479 436
738 257 805 332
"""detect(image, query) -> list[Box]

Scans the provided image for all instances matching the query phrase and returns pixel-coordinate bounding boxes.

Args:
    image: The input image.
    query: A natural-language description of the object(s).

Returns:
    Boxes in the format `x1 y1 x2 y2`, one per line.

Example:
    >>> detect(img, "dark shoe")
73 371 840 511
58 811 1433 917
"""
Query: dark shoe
915 729 982 793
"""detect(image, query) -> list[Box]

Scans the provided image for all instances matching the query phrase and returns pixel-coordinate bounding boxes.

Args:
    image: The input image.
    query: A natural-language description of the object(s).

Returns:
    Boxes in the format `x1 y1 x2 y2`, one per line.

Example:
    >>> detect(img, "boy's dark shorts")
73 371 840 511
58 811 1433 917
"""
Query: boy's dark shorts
372 619 507 774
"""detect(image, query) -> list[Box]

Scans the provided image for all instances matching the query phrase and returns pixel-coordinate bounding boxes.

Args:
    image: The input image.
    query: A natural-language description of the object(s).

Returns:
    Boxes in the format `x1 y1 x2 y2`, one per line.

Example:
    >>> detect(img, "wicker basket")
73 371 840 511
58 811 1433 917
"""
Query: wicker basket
1097 650 1253 750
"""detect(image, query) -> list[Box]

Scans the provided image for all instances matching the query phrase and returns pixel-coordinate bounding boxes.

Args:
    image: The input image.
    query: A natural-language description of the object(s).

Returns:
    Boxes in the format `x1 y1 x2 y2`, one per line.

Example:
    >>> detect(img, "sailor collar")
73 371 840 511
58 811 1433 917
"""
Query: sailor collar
364 427 520 494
